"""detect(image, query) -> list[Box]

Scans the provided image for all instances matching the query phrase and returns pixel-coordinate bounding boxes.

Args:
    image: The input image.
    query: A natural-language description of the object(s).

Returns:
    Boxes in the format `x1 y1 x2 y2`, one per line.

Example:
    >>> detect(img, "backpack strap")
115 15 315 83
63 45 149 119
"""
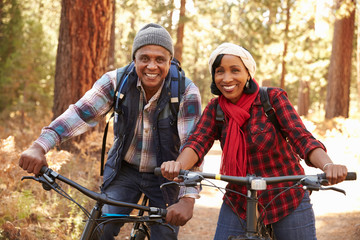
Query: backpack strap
259 87 287 139
169 58 186 119
100 59 188 176
215 103 225 138
100 63 134 176
215 87 286 140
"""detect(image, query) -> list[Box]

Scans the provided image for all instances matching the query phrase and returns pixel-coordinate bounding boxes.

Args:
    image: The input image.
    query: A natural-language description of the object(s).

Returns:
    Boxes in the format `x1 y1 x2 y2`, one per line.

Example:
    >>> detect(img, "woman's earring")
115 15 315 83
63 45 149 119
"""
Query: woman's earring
245 80 250 89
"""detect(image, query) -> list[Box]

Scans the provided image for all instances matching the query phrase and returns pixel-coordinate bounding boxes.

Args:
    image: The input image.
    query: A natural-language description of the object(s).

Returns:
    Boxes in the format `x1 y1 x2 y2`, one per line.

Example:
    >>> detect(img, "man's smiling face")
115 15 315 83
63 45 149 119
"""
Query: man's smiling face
134 45 171 99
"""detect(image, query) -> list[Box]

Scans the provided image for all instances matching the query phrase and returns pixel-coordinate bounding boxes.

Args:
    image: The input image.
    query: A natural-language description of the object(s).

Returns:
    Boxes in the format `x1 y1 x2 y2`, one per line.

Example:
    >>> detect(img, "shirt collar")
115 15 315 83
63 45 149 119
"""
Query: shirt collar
136 78 165 104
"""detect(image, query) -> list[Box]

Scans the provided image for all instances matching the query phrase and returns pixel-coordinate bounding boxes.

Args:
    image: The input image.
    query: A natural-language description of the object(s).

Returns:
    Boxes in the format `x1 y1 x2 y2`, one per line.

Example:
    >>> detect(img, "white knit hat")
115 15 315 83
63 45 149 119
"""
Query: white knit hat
208 42 256 79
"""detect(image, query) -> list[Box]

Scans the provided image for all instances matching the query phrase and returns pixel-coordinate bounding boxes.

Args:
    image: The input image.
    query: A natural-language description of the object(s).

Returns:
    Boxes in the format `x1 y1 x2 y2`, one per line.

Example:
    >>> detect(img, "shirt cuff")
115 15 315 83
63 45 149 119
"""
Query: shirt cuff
34 128 60 153
178 186 201 199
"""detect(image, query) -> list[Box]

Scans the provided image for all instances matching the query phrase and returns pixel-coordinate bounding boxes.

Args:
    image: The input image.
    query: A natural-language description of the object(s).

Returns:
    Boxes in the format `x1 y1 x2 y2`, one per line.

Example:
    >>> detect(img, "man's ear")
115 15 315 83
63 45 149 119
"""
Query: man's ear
168 57 171 65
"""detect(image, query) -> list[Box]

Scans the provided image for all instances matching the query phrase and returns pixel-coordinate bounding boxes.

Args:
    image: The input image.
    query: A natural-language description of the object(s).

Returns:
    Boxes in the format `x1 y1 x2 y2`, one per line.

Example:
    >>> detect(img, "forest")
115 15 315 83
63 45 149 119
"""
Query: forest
0 0 359 239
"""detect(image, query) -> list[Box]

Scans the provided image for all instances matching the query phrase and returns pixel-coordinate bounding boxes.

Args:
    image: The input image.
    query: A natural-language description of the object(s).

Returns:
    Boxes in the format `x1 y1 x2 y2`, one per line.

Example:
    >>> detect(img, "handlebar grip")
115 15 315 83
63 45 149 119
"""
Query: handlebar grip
179 169 188 175
319 172 357 181
346 172 357 180
159 208 167 218
40 166 49 174
154 167 189 177
154 167 162 176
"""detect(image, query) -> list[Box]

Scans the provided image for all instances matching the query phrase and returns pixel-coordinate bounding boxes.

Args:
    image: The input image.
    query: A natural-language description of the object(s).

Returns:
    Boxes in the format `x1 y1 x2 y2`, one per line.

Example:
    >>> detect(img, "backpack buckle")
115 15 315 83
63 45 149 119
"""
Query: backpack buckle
265 107 276 117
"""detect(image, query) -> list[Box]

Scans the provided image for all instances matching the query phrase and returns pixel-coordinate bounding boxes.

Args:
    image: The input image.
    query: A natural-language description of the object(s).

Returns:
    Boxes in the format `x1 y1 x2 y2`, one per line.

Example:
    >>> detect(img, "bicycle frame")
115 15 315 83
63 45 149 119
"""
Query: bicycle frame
21 167 167 240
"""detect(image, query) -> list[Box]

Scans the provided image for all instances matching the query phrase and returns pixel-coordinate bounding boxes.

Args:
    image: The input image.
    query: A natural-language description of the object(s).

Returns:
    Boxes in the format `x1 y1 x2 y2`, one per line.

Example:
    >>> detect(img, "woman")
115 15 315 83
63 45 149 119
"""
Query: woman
161 43 348 240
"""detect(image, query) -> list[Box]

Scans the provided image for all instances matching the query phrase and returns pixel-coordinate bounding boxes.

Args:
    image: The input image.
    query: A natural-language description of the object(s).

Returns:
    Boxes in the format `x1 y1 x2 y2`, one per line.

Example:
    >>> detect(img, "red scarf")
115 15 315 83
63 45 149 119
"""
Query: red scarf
219 81 259 176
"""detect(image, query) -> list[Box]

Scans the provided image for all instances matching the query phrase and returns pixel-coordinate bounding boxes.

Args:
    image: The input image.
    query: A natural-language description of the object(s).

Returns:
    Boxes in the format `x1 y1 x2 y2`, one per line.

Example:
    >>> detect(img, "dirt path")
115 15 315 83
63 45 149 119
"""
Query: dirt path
177 188 360 240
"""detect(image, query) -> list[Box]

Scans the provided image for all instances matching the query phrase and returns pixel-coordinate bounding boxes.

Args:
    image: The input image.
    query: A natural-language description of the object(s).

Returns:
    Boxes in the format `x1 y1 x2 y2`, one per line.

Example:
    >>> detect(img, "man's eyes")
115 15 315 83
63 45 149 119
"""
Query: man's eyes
156 58 166 63
139 56 166 63
139 56 149 62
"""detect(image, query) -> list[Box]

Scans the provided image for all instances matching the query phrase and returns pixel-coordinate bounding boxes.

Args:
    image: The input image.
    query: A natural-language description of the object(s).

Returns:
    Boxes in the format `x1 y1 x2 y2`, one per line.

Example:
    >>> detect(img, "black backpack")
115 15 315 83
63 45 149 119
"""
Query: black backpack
100 59 188 176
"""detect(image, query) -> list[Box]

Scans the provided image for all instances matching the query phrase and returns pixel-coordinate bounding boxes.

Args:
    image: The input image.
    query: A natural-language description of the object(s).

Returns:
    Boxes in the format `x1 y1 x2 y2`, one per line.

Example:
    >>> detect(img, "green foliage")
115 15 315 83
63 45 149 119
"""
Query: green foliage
1 0 359 119
0 0 56 124
16 190 36 220
0 0 24 113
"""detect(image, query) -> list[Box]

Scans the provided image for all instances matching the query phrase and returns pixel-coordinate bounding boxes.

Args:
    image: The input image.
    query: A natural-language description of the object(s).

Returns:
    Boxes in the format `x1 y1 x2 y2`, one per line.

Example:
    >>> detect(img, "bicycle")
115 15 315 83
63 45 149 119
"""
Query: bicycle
154 168 357 240
21 166 171 240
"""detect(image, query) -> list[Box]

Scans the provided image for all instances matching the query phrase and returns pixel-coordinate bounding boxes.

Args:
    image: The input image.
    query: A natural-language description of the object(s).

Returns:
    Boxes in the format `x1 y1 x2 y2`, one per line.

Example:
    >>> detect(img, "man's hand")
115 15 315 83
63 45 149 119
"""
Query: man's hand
165 197 195 226
19 142 47 175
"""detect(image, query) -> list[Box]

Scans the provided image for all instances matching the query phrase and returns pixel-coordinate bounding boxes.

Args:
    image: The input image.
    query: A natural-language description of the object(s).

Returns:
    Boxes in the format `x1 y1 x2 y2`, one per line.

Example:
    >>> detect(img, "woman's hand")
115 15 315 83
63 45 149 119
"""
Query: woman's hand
160 160 182 181
322 163 348 185
160 147 199 181
308 148 348 185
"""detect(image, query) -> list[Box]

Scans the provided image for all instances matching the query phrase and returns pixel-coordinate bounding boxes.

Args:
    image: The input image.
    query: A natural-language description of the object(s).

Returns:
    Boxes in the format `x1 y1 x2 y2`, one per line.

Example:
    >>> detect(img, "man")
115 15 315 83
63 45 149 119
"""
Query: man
19 23 202 239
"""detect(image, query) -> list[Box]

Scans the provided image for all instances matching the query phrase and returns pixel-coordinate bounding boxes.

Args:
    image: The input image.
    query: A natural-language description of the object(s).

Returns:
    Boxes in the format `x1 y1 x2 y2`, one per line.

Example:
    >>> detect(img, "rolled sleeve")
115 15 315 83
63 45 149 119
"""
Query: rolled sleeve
34 70 117 153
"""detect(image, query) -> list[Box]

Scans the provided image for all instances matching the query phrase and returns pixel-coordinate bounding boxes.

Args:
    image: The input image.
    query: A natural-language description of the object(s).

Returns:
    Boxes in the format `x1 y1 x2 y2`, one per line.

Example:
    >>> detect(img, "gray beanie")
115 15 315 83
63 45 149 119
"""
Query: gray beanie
132 23 174 59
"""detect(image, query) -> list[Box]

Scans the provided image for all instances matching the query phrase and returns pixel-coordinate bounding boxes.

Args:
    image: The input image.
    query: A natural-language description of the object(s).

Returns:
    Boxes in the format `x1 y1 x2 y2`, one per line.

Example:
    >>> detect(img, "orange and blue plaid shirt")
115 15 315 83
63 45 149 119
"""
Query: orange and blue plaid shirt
35 69 201 172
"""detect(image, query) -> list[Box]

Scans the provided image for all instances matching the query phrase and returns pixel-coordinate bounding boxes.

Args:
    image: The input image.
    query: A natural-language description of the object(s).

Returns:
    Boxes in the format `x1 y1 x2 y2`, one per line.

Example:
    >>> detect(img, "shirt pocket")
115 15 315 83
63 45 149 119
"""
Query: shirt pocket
248 120 277 152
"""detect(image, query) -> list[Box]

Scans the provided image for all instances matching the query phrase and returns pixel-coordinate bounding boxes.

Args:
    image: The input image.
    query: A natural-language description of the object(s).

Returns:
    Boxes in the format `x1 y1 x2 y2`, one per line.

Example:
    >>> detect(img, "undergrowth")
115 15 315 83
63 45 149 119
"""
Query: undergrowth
0 113 359 239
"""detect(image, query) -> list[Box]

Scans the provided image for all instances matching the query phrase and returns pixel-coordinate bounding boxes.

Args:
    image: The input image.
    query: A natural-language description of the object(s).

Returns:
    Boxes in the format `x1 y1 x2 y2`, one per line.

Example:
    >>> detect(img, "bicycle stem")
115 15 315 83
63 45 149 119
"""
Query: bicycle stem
80 202 103 240
246 189 259 237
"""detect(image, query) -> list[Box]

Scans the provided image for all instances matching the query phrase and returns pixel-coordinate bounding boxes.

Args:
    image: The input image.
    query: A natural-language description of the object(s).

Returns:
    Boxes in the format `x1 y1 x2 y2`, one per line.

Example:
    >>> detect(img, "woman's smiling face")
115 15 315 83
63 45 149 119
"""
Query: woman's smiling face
214 54 250 104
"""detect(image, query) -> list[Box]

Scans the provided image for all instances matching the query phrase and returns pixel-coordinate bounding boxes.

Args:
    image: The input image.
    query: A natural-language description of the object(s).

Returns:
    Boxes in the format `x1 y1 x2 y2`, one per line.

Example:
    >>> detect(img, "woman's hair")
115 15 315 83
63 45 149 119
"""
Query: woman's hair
210 54 257 95
210 54 224 95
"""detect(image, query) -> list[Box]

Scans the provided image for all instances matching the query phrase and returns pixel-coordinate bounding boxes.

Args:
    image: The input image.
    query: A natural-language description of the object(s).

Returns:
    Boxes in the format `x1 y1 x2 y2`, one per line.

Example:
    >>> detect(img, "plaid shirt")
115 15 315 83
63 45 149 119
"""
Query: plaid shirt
184 88 325 224
35 69 202 167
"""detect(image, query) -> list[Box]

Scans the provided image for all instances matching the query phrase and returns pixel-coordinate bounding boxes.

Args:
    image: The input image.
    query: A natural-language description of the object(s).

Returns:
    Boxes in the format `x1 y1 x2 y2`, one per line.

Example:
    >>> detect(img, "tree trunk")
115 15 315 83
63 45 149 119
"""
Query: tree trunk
108 0 115 71
279 0 291 89
357 4 360 110
325 0 355 119
53 0 114 149
174 0 186 63
297 80 310 116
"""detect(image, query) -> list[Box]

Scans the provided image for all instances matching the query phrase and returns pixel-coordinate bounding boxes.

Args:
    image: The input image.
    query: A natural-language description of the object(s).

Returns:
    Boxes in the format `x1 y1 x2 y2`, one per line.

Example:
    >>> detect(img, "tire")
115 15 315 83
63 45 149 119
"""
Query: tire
133 228 148 240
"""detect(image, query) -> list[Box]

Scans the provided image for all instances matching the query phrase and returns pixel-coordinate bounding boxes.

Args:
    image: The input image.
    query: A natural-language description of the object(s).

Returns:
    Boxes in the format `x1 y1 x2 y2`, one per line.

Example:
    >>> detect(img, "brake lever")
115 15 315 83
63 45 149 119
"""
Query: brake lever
301 177 346 195
160 181 180 189
21 176 39 182
21 175 56 191
162 222 175 233
320 186 346 195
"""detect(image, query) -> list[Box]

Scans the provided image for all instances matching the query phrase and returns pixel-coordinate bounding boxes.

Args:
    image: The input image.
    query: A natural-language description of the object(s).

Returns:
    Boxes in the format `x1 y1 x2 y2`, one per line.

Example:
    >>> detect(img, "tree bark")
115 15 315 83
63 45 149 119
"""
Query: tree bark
297 80 310 116
53 0 114 149
174 0 186 63
325 0 355 119
108 0 115 71
279 0 291 90
357 4 360 110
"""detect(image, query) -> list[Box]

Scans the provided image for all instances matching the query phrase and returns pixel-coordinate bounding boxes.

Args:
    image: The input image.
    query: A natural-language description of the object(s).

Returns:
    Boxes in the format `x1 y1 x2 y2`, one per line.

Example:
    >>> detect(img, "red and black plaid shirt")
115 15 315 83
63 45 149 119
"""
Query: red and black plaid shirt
183 88 325 225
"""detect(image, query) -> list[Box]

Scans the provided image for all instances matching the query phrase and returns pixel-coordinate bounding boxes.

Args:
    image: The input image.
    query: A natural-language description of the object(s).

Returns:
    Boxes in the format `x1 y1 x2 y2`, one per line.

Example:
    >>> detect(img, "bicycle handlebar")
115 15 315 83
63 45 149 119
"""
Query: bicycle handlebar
23 166 167 217
154 167 357 186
